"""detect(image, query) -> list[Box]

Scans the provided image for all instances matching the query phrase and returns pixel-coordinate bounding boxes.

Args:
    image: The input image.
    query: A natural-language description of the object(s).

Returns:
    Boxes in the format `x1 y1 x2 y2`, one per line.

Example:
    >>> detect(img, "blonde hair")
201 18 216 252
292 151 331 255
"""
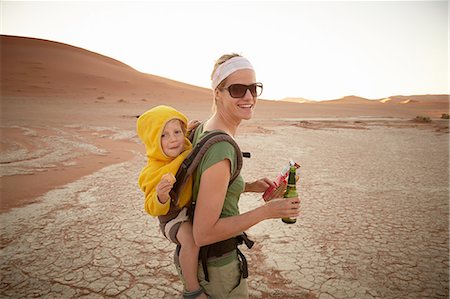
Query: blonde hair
210 53 242 112
211 53 242 89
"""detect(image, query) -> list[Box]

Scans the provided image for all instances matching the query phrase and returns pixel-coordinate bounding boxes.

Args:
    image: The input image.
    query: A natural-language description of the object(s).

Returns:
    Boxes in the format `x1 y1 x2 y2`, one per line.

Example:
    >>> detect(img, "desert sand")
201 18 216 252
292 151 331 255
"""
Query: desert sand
1 35 449 298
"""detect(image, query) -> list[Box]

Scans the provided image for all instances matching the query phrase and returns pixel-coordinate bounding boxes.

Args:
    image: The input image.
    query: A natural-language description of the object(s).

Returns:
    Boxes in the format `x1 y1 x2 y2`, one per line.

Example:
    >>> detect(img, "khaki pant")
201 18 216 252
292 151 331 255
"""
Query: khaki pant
176 252 248 298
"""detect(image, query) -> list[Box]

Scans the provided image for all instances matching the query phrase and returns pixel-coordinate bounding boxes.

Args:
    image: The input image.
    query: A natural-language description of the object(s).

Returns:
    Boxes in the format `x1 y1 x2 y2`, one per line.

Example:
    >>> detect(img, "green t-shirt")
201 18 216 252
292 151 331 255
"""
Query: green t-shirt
192 127 244 266
192 128 245 217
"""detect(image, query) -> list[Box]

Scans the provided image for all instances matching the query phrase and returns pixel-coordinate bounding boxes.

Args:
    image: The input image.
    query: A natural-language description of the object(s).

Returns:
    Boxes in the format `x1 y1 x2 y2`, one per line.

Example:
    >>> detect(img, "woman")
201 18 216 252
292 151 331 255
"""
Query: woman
178 53 301 299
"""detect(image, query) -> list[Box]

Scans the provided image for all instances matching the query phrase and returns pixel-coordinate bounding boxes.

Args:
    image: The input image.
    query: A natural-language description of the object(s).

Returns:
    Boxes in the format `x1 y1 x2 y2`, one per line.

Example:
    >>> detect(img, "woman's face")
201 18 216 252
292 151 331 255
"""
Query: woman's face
216 69 258 121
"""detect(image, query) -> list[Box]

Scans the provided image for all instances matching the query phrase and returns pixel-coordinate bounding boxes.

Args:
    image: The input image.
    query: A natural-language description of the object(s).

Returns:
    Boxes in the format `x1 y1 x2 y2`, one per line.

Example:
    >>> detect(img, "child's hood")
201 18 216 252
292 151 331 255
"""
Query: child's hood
136 105 190 160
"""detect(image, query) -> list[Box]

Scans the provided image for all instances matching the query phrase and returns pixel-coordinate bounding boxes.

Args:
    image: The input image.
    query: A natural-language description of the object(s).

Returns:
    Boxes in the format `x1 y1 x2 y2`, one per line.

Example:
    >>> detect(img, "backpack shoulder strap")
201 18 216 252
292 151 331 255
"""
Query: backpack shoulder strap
170 126 243 206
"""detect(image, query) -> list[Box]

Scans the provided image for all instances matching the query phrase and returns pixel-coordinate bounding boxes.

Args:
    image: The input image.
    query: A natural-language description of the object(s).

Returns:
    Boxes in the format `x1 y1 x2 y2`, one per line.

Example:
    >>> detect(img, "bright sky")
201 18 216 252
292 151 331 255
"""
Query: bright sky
1 1 448 101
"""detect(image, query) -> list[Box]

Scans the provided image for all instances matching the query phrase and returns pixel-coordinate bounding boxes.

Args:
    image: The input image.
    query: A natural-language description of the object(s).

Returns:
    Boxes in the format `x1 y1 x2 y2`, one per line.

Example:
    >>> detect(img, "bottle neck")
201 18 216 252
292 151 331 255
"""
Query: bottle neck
287 166 296 185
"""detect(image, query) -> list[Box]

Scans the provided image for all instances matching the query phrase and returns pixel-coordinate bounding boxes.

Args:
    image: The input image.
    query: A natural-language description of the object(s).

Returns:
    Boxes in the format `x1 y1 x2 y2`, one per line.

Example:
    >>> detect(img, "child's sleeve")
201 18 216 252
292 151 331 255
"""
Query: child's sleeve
143 188 170 216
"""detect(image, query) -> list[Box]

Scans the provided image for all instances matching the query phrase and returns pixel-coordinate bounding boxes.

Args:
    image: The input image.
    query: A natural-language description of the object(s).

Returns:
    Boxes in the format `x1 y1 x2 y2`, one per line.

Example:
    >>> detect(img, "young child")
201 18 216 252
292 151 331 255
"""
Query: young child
137 105 207 299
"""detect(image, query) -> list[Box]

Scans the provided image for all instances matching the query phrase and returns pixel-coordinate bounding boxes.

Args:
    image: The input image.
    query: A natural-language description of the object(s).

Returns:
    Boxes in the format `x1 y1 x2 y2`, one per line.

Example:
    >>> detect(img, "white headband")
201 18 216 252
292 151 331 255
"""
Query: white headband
211 56 254 90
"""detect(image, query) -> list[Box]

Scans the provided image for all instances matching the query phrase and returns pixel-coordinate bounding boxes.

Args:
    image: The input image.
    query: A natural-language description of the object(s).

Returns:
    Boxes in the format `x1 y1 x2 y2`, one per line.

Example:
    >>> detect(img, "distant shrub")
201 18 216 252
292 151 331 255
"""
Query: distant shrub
413 116 431 123
441 113 449 119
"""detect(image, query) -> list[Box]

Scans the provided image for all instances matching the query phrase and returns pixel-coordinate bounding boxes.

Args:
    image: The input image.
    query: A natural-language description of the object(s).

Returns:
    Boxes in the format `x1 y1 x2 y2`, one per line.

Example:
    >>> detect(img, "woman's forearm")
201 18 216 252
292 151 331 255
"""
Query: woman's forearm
193 205 268 246
193 196 300 247
192 162 295 246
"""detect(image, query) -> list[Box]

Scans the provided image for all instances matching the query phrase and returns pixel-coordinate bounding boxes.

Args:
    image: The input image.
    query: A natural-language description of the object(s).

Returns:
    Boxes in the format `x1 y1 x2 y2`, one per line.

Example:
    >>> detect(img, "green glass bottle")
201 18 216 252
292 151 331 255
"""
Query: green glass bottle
281 165 298 224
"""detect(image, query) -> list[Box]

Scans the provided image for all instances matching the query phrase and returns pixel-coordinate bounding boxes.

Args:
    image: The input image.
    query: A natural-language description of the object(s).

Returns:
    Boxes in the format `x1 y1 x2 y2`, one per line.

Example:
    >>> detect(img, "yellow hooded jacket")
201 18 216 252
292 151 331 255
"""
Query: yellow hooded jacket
137 105 193 216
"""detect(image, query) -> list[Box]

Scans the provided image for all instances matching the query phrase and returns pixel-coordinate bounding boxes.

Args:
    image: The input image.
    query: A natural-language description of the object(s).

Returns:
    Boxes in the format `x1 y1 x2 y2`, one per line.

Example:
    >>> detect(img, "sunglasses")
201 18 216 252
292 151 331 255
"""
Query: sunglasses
222 83 263 98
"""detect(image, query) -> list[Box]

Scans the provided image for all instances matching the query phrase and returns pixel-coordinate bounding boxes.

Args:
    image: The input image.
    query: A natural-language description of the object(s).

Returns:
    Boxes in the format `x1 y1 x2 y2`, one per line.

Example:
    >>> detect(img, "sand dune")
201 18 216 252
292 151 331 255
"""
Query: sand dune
280 97 315 104
277 95 449 119
380 97 415 104
0 35 212 105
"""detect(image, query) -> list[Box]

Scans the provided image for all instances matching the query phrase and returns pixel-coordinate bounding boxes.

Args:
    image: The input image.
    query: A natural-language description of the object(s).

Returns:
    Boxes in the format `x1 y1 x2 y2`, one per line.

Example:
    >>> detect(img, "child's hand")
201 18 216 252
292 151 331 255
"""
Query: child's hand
156 173 176 203
187 120 200 131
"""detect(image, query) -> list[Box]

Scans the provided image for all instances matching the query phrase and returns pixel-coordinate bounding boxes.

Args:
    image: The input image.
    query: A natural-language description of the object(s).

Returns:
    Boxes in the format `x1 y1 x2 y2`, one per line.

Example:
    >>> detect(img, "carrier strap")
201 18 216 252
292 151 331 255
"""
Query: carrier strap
170 129 244 207
199 232 254 282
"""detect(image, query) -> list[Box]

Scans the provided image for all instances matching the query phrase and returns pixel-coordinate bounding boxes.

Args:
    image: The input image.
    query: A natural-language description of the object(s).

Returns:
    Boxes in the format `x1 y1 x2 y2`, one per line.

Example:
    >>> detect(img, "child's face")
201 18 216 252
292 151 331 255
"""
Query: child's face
161 119 185 158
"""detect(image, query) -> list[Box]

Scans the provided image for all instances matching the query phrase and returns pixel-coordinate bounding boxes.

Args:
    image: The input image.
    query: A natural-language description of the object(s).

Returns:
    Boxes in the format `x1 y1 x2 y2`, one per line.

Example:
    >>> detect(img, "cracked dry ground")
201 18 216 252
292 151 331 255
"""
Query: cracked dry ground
1 124 448 298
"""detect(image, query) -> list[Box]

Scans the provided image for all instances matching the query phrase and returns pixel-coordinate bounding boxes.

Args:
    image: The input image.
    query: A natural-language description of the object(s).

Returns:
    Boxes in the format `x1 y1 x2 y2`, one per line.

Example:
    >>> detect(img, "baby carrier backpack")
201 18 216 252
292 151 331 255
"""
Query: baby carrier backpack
170 123 254 282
